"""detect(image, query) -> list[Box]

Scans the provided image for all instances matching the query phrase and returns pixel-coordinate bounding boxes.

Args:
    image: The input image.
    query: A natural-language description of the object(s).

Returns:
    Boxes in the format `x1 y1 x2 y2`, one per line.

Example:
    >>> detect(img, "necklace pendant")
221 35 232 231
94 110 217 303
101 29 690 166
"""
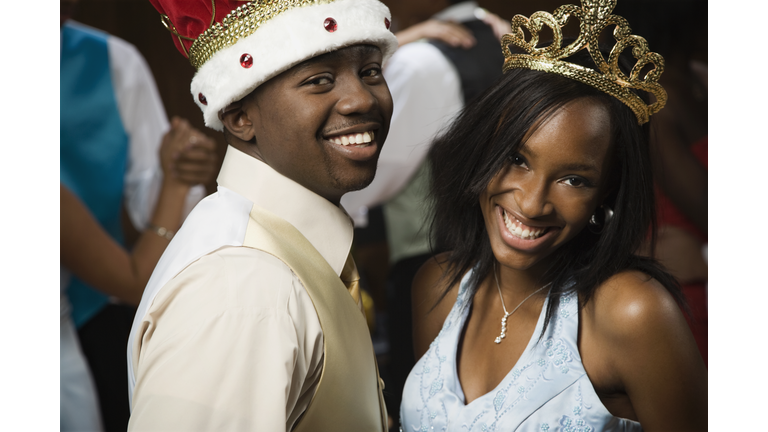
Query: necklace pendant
495 313 509 344
492 263 551 346
495 329 506 344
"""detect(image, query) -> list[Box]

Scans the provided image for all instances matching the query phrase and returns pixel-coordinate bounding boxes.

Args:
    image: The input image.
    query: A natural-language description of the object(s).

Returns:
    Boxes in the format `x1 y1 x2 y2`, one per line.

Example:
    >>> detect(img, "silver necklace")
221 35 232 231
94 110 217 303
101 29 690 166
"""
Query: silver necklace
493 264 550 344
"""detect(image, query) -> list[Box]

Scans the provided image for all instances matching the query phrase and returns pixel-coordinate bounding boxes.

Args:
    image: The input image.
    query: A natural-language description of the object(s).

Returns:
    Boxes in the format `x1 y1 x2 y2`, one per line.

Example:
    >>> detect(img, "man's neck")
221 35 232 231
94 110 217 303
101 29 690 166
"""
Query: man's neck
223 140 345 207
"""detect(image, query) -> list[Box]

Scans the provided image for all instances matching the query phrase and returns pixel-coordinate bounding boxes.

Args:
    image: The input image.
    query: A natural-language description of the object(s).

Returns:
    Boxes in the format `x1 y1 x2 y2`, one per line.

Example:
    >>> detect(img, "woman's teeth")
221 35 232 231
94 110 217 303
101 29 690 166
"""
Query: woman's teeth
330 131 374 146
502 209 546 240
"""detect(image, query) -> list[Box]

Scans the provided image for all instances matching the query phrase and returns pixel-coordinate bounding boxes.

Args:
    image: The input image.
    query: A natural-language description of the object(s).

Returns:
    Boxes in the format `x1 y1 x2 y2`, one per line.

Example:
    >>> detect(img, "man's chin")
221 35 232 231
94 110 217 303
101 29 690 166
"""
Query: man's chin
335 169 377 194
343 176 375 193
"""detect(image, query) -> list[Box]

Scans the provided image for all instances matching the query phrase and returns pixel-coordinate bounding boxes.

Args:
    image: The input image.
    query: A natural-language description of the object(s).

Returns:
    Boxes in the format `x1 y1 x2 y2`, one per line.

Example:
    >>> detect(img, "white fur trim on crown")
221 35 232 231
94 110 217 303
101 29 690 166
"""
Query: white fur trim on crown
190 0 398 131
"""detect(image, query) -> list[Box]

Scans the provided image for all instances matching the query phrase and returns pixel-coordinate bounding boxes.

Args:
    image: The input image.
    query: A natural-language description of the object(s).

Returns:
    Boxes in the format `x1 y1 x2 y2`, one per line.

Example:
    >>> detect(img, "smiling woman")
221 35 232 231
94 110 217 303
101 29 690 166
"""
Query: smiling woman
399 2 707 430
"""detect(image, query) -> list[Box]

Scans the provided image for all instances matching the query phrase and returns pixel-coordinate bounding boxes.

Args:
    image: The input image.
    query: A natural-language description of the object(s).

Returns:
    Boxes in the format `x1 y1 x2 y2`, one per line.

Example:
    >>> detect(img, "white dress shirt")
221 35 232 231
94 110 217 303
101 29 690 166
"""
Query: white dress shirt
128 146 355 431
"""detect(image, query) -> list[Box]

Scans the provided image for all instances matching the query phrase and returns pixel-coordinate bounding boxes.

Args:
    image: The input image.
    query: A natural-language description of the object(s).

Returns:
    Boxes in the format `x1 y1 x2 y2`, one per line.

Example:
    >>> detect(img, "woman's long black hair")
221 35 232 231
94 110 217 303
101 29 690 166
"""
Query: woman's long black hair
427 46 685 334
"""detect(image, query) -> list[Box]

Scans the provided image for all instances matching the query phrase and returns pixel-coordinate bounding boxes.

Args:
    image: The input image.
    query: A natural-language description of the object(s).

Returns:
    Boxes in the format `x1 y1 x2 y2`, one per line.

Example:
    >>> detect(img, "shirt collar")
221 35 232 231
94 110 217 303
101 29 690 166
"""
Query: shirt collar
432 1 480 23
217 145 354 276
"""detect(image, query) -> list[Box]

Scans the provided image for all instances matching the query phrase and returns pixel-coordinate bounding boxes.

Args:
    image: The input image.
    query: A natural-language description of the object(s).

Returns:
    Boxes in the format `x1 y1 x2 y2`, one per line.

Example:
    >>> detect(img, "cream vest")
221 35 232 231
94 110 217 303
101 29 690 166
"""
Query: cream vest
244 204 387 431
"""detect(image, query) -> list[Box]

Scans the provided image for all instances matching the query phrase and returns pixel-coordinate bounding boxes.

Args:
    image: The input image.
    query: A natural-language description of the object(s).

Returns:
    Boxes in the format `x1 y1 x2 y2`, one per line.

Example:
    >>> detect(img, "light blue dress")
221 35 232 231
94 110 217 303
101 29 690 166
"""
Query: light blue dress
400 269 643 431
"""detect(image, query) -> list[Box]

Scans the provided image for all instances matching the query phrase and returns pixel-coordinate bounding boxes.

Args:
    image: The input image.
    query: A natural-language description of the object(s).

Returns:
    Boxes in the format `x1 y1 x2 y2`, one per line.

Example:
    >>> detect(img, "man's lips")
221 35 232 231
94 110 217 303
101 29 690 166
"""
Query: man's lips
323 127 380 161
323 120 382 142
326 130 375 146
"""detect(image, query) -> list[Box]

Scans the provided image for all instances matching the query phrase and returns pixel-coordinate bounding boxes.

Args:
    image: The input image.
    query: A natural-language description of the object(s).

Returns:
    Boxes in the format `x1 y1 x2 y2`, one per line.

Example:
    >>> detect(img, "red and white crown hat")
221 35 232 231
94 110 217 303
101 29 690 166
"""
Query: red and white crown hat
149 0 398 131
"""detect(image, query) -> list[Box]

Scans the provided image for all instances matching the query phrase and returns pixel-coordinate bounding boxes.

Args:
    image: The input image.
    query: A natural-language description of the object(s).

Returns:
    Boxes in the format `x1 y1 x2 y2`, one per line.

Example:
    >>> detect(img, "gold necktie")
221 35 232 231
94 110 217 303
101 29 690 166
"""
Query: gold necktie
340 253 363 312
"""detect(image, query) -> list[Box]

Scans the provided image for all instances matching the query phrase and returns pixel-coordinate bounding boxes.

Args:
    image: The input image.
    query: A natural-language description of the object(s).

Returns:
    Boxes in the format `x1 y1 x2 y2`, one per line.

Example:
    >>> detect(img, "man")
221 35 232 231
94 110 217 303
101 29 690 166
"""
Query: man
340 0 506 415
127 0 398 430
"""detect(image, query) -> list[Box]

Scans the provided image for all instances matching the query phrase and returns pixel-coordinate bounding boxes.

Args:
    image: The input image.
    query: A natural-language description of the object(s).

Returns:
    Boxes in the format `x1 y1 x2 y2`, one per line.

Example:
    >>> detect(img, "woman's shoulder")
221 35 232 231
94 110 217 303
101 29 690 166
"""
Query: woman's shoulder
412 252 471 314
411 252 469 358
584 270 683 338
579 269 696 383
579 274 707 429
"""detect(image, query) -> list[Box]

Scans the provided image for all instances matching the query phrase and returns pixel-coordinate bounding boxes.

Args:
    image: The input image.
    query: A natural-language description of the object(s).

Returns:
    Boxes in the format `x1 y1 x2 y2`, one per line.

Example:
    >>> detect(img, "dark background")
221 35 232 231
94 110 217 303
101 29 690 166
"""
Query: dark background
69 0 706 192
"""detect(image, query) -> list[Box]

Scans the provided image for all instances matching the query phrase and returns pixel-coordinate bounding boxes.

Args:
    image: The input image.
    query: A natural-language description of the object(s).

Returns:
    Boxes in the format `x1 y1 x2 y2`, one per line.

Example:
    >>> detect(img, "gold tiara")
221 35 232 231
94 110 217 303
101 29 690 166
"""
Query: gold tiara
501 0 666 125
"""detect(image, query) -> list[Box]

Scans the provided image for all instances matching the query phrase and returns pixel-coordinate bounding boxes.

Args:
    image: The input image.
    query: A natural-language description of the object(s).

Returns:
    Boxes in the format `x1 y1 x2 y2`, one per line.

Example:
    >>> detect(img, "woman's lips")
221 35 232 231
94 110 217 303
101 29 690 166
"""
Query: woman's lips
502 209 549 240
496 205 559 252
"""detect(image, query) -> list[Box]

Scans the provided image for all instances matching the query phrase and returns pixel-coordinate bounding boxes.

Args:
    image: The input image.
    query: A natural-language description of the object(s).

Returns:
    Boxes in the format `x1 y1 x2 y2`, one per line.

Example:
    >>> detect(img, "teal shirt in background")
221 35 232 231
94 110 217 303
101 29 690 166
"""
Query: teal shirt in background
60 21 129 327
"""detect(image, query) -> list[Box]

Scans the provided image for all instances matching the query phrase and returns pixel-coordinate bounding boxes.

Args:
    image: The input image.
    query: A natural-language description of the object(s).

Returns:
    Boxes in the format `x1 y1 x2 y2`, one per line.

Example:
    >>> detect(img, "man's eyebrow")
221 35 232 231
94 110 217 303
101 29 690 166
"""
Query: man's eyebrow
293 44 381 73
290 60 318 76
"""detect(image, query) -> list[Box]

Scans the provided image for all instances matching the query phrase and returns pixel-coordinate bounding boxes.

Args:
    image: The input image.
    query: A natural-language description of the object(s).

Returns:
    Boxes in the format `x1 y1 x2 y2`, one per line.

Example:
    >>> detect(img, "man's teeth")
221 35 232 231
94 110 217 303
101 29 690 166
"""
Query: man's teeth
502 209 546 240
331 131 374 146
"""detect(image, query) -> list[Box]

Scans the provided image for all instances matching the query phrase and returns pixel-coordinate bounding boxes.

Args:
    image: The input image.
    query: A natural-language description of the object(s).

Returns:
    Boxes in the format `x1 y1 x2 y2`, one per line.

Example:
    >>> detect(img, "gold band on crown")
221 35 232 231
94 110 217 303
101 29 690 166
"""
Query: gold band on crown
501 0 666 125
185 0 335 70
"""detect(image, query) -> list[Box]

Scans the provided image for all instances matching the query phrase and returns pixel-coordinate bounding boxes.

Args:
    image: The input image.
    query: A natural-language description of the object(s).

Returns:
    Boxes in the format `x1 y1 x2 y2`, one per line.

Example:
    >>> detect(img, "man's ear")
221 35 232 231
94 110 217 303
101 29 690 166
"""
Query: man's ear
220 101 256 142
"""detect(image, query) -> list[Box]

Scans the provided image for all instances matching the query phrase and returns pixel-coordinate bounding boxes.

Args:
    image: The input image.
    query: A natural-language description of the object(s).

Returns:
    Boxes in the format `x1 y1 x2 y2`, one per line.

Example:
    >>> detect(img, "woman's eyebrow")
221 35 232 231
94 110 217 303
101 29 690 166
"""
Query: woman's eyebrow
519 143 600 174
559 161 600 173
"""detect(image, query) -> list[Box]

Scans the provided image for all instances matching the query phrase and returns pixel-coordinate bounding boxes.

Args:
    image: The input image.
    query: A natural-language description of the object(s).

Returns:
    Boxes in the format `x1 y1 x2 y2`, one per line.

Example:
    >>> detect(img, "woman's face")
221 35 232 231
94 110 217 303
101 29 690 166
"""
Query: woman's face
479 97 615 273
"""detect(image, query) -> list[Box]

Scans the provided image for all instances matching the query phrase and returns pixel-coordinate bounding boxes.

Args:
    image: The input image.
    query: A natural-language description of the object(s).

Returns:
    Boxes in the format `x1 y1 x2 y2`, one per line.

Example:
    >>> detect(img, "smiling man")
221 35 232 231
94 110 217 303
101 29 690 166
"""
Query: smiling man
126 1 397 430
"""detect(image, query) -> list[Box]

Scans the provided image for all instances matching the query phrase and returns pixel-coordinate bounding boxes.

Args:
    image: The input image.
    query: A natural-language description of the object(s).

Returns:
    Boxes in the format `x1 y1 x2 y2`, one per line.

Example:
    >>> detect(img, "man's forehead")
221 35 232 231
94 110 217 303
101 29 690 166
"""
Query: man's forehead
293 44 382 71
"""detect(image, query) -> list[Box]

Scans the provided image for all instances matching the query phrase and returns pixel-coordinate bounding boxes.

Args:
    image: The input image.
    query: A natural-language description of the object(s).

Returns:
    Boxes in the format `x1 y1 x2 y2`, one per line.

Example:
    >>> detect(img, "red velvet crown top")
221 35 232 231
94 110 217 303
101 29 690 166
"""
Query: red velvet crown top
149 0 250 58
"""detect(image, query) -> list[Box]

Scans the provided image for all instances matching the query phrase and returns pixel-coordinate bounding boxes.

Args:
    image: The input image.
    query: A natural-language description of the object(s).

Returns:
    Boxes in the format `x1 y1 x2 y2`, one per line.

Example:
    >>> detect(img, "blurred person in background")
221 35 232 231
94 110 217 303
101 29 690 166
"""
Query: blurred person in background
615 0 708 364
60 1 217 430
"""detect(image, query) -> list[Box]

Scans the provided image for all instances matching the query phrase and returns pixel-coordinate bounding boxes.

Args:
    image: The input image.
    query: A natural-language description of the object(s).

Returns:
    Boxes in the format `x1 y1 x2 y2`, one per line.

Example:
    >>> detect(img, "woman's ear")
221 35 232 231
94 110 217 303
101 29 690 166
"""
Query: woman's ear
220 100 256 142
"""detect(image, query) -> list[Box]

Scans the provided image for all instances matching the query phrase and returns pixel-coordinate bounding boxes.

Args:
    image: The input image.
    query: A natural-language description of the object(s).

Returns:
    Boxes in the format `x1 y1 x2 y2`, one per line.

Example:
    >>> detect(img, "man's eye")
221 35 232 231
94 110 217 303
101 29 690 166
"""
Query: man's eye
361 67 381 78
309 76 332 85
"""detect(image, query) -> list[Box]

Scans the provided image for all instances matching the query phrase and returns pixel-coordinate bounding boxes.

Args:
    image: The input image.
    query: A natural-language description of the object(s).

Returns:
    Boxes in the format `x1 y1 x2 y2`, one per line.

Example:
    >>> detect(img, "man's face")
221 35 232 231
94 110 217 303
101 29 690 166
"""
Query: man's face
243 44 393 204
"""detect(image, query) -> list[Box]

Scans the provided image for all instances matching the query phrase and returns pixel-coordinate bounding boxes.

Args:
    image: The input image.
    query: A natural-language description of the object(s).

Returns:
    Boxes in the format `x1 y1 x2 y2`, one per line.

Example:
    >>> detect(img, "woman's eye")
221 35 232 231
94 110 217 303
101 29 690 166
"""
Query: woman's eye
562 177 587 187
511 155 527 167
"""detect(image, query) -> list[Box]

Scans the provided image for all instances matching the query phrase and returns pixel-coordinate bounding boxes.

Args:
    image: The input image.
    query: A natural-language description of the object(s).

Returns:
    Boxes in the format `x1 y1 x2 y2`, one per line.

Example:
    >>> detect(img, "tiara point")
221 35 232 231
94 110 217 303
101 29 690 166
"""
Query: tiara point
240 53 253 68
324 17 338 33
501 0 667 124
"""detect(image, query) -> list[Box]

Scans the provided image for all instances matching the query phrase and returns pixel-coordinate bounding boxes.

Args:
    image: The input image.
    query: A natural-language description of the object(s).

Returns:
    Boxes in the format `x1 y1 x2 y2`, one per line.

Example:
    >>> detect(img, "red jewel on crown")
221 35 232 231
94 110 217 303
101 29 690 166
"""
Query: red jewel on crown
384 18 390 29
324 17 338 33
240 53 253 68
198 93 208 105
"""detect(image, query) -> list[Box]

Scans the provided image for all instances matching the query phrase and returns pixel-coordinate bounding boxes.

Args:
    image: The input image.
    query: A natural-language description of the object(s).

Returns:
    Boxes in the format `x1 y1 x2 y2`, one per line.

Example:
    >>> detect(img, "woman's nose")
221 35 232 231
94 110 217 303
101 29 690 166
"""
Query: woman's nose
514 175 552 218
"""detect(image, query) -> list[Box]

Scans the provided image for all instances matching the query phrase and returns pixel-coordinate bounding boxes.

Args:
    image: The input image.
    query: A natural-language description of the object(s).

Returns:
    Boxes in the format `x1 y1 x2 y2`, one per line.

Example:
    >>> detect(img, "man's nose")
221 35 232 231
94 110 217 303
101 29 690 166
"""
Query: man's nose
335 76 377 116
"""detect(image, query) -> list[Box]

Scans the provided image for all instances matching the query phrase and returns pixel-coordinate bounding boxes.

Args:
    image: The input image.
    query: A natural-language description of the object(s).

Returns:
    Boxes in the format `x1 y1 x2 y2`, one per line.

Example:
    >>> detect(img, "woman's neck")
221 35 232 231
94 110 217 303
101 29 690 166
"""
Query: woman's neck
494 260 551 298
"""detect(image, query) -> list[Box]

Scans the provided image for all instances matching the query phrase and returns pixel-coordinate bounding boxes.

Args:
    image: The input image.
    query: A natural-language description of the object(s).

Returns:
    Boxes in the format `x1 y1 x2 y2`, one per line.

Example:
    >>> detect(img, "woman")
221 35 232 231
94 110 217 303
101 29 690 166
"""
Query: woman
399 2 707 431
61 117 217 304
60 116 217 432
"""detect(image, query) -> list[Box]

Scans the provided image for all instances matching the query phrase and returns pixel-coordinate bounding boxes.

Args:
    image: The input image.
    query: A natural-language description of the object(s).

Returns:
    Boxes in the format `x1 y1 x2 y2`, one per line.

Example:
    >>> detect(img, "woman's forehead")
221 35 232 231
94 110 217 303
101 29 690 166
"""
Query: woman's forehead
522 99 613 164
